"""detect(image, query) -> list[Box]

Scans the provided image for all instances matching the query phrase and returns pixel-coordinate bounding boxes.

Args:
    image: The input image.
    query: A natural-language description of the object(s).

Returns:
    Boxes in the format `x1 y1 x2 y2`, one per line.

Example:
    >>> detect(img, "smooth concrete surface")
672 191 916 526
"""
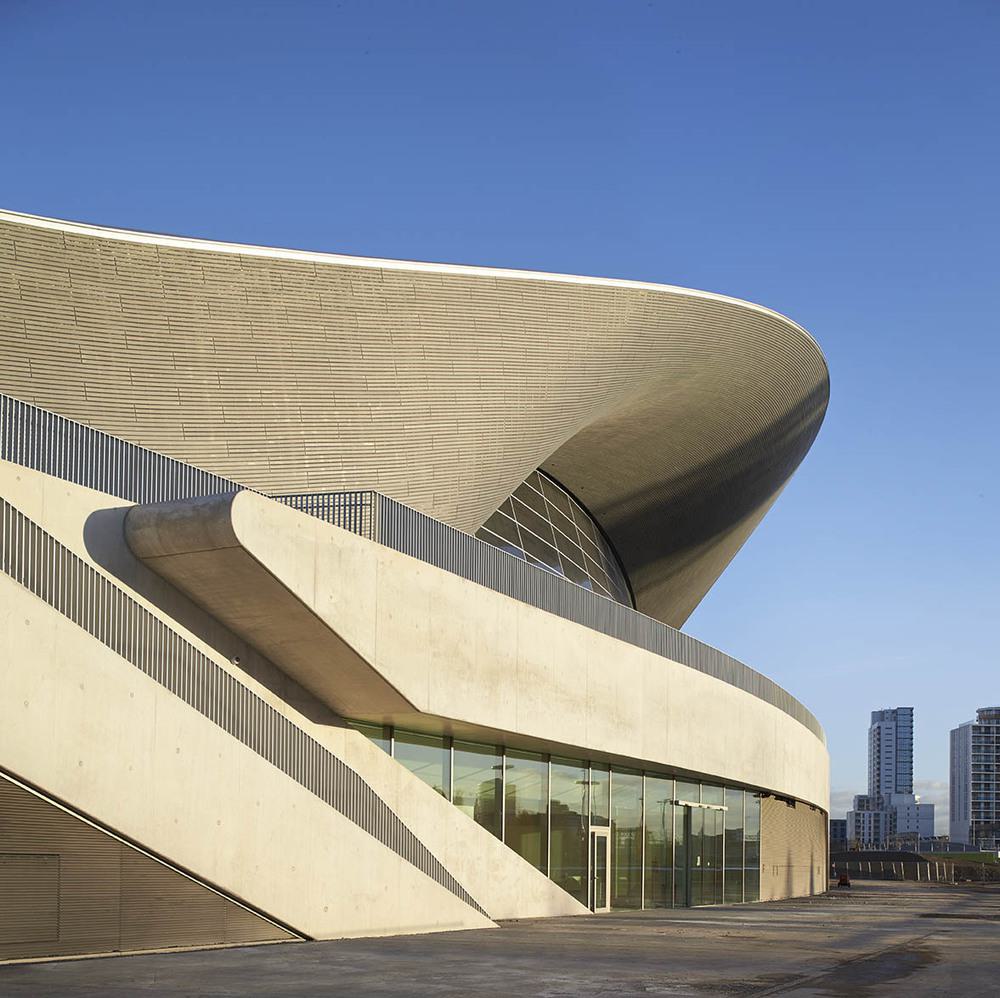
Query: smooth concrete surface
3 883 998 996
1 461 586 936
0 577 492 940
0 209 829 628
127 489 829 812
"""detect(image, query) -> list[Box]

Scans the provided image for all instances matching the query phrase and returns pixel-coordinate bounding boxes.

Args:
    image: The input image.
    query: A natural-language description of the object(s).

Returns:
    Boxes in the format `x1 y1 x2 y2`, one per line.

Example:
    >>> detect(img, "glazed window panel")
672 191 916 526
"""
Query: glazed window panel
611 769 643 909
505 750 549 873
550 758 589 905
484 511 522 551
518 528 563 573
393 730 450 798
673 803 688 906
512 496 557 548
724 788 745 903
475 470 633 608
453 741 502 838
541 475 575 521
744 794 761 902
590 764 610 826
644 775 674 908
350 721 391 754
558 553 591 588
676 780 700 804
570 500 599 544
476 526 524 561
702 784 724 806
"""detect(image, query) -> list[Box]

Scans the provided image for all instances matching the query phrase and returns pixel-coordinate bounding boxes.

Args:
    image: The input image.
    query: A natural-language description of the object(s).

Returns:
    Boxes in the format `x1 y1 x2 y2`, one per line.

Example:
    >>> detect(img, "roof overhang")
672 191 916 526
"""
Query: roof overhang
0 209 829 626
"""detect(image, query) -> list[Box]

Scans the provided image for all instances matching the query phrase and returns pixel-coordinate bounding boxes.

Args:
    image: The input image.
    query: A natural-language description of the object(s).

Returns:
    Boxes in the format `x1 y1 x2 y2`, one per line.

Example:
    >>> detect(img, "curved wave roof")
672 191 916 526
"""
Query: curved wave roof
0 209 829 627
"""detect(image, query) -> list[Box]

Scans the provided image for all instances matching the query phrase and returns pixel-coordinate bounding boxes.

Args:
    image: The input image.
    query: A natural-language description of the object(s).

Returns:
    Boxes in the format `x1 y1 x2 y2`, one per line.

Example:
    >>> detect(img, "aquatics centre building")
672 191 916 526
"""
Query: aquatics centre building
0 209 830 959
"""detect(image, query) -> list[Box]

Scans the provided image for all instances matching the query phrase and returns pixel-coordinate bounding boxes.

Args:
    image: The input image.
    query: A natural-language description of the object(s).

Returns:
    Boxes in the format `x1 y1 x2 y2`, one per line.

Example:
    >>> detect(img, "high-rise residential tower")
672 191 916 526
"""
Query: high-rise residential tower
868 707 914 797
950 708 1000 849
847 706 932 849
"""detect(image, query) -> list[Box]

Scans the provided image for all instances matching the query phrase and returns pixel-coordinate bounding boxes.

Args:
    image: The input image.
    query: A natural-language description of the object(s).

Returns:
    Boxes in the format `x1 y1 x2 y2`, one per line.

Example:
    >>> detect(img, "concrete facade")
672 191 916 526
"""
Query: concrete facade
0 211 830 961
123 490 828 810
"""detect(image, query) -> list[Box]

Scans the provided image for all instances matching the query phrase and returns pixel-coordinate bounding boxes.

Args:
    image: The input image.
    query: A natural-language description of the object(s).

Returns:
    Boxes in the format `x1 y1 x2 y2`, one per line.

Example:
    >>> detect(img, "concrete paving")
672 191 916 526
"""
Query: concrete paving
2 882 998 996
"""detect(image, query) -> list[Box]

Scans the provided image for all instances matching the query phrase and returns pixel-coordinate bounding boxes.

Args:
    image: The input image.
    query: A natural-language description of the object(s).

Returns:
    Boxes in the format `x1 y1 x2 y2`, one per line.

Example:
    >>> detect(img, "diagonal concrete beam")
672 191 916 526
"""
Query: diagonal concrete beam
125 492 416 717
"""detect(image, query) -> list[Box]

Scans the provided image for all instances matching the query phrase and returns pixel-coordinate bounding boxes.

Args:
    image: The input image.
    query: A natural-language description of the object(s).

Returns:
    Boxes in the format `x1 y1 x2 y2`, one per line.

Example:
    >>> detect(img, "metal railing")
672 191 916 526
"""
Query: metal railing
831 859 955 883
1 391 824 743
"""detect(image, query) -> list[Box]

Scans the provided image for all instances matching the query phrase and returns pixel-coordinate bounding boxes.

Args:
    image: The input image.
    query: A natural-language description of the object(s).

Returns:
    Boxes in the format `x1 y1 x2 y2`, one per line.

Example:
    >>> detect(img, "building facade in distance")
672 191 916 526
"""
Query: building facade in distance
0 210 830 960
869 707 914 797
950 708 1000 850
847 707 933 849
829 818 848 851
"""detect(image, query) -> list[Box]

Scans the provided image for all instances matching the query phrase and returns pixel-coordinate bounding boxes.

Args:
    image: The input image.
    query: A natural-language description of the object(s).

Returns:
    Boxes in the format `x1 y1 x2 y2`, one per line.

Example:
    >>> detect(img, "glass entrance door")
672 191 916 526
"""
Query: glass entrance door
682 805 725 906
590 827 611 912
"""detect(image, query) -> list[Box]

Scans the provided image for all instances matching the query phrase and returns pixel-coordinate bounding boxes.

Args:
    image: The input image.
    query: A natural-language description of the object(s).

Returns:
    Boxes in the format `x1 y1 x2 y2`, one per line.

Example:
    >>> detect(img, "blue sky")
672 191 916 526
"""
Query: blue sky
3 1 997 828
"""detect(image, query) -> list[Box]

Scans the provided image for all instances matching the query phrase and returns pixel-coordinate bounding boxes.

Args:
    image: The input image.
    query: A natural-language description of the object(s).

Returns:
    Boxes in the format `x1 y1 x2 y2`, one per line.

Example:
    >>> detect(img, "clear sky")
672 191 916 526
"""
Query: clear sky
3 1 997 829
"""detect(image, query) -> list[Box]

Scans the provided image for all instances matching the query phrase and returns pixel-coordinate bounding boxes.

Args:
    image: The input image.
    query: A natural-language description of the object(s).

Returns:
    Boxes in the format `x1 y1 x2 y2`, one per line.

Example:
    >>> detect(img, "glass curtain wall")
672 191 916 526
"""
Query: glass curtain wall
550 758 589 904
453 741 503 837
701 785 724 906
349 721 772 909
724 789 745 902
393 730 449 797
611 770 643 908
644 775 674 907
591 765 610 826
505 751 549 872
744 793 761 902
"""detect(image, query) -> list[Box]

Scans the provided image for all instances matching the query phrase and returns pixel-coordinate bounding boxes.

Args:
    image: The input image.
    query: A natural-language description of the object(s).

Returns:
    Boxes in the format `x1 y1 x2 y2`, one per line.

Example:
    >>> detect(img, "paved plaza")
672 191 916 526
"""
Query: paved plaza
2 882 997 996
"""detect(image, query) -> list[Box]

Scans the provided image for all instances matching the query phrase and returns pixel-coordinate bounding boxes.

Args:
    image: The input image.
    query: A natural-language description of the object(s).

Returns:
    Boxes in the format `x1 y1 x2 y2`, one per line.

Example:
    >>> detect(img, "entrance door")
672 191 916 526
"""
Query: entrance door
686 805 724 906
590 827 611 912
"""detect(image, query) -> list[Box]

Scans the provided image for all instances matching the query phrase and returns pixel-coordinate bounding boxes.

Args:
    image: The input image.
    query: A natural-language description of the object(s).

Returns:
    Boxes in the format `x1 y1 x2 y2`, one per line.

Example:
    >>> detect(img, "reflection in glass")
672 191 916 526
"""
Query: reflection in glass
686 807 723 906
690 807 705 906
590 764 610 826
724 789 745 903
674 805 689 906
358 715 767 910
702 807 724 905
453 741 502 838
350 721 390 754
505 751 549 872
550 758 589 904
644 775 674 907
592 832 609 910
676 780 700 804
611 769 643 909
702 784 724 806
394 730 449 797
744 793 761 902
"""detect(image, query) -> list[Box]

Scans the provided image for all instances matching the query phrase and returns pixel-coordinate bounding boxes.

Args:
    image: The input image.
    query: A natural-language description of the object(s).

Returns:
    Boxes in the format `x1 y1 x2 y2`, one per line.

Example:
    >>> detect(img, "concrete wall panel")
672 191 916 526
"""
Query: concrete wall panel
0 461 588 955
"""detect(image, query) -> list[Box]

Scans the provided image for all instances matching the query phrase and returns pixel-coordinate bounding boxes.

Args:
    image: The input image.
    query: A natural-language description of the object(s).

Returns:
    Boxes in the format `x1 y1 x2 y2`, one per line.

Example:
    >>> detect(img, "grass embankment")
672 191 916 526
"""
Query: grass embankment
920 852 999 865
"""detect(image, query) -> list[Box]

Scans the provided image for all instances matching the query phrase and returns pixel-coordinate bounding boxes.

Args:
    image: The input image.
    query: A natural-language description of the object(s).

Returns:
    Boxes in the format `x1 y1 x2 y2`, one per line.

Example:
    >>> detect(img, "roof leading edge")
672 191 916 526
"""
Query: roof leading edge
0 207 828 375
